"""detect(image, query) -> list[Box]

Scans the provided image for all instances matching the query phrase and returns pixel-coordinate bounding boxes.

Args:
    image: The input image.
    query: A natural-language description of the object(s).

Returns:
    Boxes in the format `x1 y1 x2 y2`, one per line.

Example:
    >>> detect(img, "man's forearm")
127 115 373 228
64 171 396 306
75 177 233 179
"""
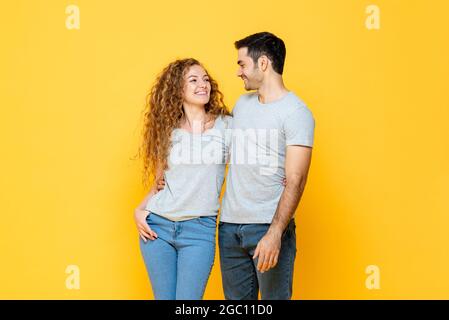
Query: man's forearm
268 175 307 237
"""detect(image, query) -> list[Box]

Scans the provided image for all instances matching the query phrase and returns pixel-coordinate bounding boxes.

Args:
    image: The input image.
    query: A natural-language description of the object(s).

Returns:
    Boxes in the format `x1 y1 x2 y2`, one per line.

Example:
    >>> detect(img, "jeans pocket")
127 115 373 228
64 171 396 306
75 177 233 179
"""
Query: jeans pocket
196 216 217 228
146 211 158 225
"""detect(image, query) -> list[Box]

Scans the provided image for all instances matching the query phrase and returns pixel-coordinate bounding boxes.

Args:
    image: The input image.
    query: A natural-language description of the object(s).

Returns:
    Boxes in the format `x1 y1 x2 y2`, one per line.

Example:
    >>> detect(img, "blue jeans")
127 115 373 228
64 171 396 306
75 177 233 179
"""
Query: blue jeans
139 212 217 300
218 219 297 300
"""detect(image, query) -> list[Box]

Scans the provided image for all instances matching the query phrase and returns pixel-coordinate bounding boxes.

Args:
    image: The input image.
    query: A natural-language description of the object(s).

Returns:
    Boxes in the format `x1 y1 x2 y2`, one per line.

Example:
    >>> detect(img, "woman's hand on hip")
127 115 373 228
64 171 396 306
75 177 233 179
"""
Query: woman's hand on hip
134 208 158 242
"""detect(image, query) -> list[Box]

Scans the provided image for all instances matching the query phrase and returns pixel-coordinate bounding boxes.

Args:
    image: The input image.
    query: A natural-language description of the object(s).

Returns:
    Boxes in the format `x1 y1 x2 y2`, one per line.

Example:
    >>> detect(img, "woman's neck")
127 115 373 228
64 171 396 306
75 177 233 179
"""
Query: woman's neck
183 103 207 122
181 103 212 132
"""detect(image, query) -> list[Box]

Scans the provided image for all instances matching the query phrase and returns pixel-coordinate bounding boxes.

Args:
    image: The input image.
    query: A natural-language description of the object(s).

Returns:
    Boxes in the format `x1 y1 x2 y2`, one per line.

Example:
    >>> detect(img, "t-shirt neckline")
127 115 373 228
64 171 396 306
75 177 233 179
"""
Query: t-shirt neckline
175 115 221 135
256 91 293 106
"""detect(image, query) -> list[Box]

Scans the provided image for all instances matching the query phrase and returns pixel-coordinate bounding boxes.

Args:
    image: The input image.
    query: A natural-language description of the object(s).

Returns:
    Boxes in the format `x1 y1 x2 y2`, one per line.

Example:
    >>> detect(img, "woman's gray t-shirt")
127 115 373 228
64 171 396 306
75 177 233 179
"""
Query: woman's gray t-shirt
145 114 233 221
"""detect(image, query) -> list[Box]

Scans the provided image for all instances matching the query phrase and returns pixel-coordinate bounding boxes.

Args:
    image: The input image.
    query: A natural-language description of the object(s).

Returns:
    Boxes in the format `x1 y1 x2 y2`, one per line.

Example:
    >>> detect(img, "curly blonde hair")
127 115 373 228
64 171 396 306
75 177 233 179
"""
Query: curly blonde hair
136 58 231 190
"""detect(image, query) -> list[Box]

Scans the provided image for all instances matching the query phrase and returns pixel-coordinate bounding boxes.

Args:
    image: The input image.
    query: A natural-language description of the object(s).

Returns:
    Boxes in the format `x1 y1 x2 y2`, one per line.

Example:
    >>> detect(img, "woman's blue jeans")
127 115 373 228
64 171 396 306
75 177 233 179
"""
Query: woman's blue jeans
139 212 217 300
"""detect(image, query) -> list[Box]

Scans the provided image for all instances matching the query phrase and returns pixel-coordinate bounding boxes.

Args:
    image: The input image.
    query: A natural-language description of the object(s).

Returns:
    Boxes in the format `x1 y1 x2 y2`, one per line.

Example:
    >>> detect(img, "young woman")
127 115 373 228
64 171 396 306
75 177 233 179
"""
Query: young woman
134 58 232 300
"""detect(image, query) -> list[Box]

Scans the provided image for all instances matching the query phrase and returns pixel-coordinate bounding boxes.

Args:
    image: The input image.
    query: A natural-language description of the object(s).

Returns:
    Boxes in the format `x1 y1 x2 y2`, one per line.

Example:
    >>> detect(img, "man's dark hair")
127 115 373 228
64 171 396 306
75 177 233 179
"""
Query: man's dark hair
234 32 286 75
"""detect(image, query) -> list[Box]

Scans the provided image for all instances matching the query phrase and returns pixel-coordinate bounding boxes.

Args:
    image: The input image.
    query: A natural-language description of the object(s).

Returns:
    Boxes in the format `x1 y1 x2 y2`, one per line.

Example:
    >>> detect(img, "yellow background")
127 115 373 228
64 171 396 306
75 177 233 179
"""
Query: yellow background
1 0 448 299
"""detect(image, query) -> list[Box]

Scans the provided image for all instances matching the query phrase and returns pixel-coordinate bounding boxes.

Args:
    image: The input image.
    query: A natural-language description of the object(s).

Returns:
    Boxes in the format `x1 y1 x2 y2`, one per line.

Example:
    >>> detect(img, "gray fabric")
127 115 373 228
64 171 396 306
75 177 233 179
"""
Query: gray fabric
220 91 315 224
146 114 233 221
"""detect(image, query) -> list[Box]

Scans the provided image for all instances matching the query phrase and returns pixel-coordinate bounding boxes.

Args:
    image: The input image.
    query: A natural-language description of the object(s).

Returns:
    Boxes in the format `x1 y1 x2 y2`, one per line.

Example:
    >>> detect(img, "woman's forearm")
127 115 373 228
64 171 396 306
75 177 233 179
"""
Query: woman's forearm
137 167 164 211
136 185 157 211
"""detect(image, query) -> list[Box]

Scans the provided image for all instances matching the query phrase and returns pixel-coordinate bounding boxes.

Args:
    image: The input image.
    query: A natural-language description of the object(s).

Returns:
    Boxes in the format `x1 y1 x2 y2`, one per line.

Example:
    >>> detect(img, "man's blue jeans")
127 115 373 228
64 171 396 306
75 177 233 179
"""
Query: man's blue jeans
139 212 216 300
218 219 297 300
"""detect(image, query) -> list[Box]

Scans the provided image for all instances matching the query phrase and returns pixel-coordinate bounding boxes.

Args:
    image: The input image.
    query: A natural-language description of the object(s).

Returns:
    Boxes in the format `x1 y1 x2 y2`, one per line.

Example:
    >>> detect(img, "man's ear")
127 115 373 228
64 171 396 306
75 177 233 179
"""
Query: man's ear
258 55 269 72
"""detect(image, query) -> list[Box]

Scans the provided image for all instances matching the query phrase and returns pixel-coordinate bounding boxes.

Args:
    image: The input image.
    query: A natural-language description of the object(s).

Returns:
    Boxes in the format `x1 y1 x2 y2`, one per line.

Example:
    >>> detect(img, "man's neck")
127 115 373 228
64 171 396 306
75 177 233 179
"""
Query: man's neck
257 76 289 104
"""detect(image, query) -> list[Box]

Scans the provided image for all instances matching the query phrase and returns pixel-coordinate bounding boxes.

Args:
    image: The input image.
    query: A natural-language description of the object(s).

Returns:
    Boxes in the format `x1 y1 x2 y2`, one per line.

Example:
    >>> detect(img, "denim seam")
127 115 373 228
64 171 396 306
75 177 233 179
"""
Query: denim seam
285 227 295 298
250 263 257 299
199 243 216 299
237 225 243 248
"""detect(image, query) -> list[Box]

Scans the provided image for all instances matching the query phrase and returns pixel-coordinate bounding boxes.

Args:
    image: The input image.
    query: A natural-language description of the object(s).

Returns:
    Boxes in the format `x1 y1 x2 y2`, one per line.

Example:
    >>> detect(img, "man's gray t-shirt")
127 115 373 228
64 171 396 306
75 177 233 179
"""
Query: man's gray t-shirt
220 91 315 224
146 114 232 221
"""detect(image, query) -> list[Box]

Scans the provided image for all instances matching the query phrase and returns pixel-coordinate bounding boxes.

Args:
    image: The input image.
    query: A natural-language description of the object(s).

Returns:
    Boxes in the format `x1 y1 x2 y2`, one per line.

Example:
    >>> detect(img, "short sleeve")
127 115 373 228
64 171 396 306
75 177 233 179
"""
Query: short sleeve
222 114 233 129
231 94 247 117
283 106 315 147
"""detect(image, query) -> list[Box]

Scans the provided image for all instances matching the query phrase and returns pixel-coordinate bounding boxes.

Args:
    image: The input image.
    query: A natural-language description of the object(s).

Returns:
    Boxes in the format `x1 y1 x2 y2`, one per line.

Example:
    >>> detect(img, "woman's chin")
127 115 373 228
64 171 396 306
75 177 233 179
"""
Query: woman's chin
188 97 210 106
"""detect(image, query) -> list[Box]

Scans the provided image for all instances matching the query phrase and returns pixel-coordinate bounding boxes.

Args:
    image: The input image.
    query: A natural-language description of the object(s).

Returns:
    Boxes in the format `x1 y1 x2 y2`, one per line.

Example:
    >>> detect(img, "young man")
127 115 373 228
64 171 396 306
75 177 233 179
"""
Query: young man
218 32 315 300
